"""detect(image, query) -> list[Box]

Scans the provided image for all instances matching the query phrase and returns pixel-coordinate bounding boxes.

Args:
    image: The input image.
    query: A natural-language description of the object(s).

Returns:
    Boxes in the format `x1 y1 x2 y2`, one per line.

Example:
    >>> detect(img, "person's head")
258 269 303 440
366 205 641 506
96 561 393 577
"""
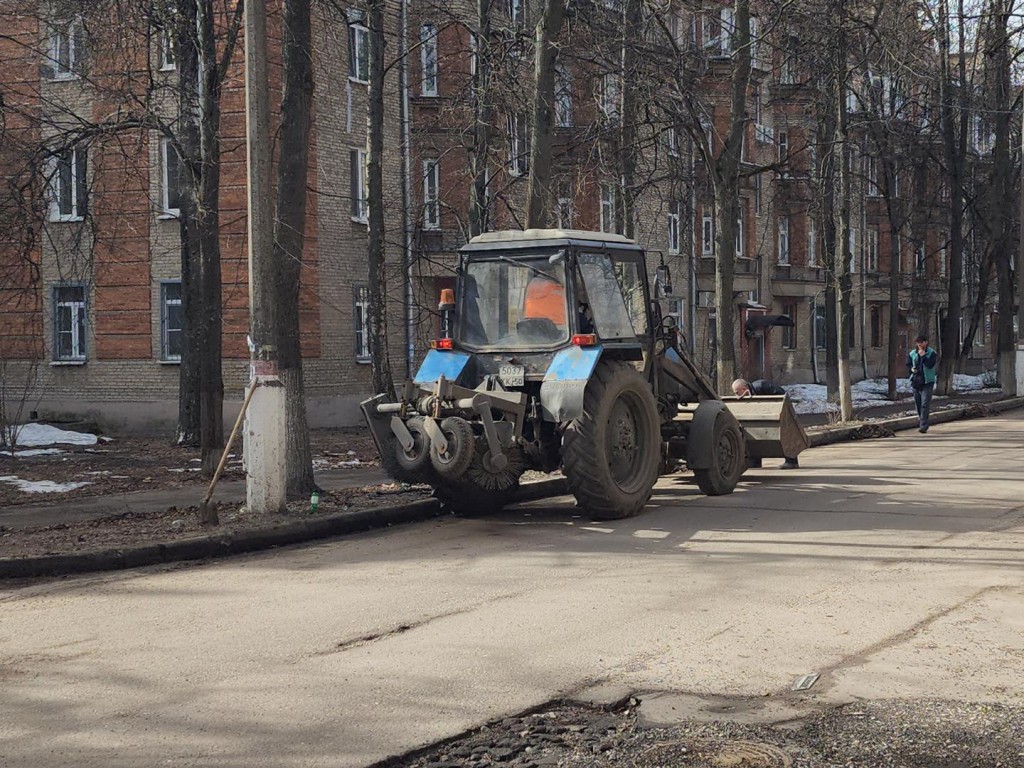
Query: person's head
915 334 929 351
731 378 751 398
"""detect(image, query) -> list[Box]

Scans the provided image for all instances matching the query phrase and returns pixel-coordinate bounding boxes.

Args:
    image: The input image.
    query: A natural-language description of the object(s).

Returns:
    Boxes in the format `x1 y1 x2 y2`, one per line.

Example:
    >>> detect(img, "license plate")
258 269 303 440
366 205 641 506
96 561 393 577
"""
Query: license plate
498 364 525 387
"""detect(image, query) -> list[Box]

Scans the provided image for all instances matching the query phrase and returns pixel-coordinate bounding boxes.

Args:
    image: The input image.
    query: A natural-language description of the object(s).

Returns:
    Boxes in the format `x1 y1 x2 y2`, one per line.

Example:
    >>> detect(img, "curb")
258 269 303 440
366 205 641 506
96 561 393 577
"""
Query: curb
0 478 570 580
807 395 1024 447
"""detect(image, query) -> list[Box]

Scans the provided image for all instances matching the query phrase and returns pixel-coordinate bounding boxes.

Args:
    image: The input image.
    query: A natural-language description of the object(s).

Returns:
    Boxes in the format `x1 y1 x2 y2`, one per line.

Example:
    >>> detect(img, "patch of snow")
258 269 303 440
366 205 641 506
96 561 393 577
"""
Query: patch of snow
338 459 362 468
953 373 988 391
2 448 66 457
167 467 202 473
11 423 98 448
0 475 91 494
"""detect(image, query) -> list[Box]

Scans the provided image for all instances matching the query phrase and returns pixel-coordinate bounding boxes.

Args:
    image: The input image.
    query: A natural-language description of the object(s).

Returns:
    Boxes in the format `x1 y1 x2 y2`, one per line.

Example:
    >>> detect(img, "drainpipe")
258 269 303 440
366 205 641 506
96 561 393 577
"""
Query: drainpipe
689 147 698 355
399 0 414 378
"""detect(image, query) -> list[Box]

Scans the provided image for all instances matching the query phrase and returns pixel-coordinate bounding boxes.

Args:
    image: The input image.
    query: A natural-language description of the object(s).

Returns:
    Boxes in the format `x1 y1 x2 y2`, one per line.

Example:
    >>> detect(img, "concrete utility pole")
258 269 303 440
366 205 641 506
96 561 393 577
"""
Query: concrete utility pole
244 0 286 513
1017 96 1024 396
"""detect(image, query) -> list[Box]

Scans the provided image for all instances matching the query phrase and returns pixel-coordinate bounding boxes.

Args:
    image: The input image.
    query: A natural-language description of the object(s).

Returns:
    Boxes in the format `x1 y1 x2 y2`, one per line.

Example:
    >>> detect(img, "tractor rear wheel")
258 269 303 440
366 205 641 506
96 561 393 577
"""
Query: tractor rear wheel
693 410 745 496
561 361 660 520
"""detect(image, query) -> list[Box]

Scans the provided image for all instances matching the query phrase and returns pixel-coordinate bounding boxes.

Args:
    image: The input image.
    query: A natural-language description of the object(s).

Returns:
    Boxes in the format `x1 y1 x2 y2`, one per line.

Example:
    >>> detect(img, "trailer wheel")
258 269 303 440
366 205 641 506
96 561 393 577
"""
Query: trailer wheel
562 361 660 520
392 416 431 482
693 411 745 496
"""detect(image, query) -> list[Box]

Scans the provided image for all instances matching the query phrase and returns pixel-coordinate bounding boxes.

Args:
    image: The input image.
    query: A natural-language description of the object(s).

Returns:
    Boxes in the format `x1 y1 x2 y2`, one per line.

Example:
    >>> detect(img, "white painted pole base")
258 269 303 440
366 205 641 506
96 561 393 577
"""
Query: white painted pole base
245 374 287 514
1015 344 1024 398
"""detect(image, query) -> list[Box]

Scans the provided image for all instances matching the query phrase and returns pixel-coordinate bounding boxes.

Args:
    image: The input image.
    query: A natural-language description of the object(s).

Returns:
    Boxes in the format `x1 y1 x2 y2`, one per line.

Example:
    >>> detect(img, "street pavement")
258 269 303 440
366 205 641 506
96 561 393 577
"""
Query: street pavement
2 412 1023 767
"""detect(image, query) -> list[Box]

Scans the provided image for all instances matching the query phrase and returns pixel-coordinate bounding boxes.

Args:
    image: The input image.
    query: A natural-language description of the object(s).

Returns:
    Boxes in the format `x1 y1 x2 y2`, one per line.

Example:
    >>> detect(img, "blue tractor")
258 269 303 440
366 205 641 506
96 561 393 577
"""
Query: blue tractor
362 229 805 518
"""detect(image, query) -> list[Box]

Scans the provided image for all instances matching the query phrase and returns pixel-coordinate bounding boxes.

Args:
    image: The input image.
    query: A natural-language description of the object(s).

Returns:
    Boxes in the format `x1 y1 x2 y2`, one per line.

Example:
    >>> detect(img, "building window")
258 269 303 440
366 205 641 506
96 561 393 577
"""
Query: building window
807 219 817 266
667 201 680 254
555 65 573 127
348 21 369 83
915 241 926 275
814 303 826 350
161 138 181 216
48 146 88 222
350 148 369 222
47 17 84 79
159 25 176 71
667 297 685 335
753 173 761 213
939 245 947 277
422 158 440 230
848 227 859 273
508 0 525 25
420 24 438 96
160 281 183 361
702 213 715 256
665 125 679 157
781 301 797 349
870 305 883 348
508 113 529 176
778 128 788 165
778 216 790 265
354 285 371 361
600 184 616 233
866 227 879 272
599 71 620 121
557 184 573 229
53 285 87 361
735 208 744 257
865 155 878 196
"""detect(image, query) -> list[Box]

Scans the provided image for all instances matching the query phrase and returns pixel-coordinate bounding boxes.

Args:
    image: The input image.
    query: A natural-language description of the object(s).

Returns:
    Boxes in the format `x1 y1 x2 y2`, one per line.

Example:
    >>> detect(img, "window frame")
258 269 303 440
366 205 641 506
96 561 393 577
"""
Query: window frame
556 184 573 229
48 146 88 222
52 283 87 362
667 201 680 254
160 280 183 362
348 21 370 84
507 113 529 176
160 137 182 217
158 25 176 71
777 216 790 265
866 227 879 272
350 148 369 223
701 213 715 257
48 16 83 80
555 64 573 128
422 157 441 230
807 219 817 266
781 301 797 349
599 183 616 233
353 284 371 362
420 23 438 97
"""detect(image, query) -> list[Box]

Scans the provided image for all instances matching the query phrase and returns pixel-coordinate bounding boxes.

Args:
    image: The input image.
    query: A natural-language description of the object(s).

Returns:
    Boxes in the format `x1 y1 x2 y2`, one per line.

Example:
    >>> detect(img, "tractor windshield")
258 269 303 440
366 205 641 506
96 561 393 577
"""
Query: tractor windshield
459 253 570 349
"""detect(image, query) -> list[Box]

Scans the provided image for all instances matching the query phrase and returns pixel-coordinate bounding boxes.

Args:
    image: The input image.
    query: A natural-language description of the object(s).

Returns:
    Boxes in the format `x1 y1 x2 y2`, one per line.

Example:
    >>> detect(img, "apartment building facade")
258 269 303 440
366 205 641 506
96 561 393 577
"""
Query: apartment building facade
0 0 1000 433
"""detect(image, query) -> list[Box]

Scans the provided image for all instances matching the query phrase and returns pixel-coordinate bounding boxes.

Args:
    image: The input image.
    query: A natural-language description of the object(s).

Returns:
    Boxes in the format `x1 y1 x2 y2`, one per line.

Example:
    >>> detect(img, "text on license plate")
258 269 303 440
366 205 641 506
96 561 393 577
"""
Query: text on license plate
498 364 525 387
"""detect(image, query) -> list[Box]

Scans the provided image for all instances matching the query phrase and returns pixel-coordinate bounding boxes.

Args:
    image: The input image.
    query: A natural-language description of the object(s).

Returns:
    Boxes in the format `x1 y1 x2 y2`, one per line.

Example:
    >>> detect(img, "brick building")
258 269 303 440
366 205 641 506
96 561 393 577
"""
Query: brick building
0 0 1000 434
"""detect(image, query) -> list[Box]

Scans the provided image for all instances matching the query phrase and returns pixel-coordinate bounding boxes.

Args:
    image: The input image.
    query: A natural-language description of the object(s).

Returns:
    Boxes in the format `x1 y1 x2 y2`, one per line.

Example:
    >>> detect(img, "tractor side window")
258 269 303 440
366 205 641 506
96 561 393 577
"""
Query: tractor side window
578 253 647 339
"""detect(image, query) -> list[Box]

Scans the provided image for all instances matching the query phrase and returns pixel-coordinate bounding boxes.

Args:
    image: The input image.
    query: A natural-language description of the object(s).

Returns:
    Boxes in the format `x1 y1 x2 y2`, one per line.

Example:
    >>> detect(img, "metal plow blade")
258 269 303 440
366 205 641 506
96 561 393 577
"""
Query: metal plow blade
722 395 809 460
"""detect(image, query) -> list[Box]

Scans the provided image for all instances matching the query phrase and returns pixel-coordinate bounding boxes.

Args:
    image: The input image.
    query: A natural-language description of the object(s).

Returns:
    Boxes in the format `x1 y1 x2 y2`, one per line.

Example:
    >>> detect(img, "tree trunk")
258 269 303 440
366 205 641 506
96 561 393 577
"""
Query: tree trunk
469 0 492 238
273 0 315 498
833 12 853 422
175 0 202 447
935 0 967 395
197 0 224 476
711 0 752 395
525 0 564 228
368 0 394 395
618 0 640 238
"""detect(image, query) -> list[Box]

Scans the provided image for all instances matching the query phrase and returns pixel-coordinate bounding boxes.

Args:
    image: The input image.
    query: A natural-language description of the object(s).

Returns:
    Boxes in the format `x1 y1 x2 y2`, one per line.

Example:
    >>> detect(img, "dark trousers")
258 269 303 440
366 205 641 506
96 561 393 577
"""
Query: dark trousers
913 383 934 430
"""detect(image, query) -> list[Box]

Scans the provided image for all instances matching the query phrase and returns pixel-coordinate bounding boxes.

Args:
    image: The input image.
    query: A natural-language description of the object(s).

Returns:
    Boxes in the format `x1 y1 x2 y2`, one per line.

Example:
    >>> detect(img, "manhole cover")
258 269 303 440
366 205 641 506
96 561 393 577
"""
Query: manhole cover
639 740 792 768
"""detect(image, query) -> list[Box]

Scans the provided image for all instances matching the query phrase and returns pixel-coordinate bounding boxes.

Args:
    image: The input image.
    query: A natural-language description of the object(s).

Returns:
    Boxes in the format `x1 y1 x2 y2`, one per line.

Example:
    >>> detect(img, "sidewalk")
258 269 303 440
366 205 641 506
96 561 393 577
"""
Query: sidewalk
0 467 388 532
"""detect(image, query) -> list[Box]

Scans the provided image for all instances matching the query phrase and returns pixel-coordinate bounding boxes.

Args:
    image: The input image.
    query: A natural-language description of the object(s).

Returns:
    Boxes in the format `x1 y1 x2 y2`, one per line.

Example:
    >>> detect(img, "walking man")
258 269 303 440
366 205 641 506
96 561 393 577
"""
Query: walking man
731 378 800 469
906 334 938 433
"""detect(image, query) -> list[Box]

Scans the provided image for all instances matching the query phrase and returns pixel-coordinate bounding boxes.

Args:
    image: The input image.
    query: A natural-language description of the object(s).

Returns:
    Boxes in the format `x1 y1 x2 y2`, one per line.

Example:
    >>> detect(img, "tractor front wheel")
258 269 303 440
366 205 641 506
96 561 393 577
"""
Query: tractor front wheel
561 361 660 520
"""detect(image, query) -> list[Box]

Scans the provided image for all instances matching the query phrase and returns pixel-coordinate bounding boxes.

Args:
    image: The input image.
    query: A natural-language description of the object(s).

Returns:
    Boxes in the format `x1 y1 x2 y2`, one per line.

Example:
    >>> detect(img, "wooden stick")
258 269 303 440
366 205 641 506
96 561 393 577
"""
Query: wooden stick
200 381 260 523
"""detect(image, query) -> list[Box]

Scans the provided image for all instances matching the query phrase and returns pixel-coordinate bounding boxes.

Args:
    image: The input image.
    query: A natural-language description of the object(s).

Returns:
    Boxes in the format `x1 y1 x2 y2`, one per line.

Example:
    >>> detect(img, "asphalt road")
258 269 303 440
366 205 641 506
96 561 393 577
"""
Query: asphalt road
2 412 1023 768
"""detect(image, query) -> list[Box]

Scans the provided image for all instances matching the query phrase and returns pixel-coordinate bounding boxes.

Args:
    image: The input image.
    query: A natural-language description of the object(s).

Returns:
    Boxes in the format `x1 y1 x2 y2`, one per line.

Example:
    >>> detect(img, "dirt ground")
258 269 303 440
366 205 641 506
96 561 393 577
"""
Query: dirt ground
0 427 381 510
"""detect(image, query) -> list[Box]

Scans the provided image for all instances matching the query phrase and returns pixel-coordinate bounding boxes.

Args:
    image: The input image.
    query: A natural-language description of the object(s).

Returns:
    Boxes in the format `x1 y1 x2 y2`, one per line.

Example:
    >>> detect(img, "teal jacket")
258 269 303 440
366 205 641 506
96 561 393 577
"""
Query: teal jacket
907 347 938 385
